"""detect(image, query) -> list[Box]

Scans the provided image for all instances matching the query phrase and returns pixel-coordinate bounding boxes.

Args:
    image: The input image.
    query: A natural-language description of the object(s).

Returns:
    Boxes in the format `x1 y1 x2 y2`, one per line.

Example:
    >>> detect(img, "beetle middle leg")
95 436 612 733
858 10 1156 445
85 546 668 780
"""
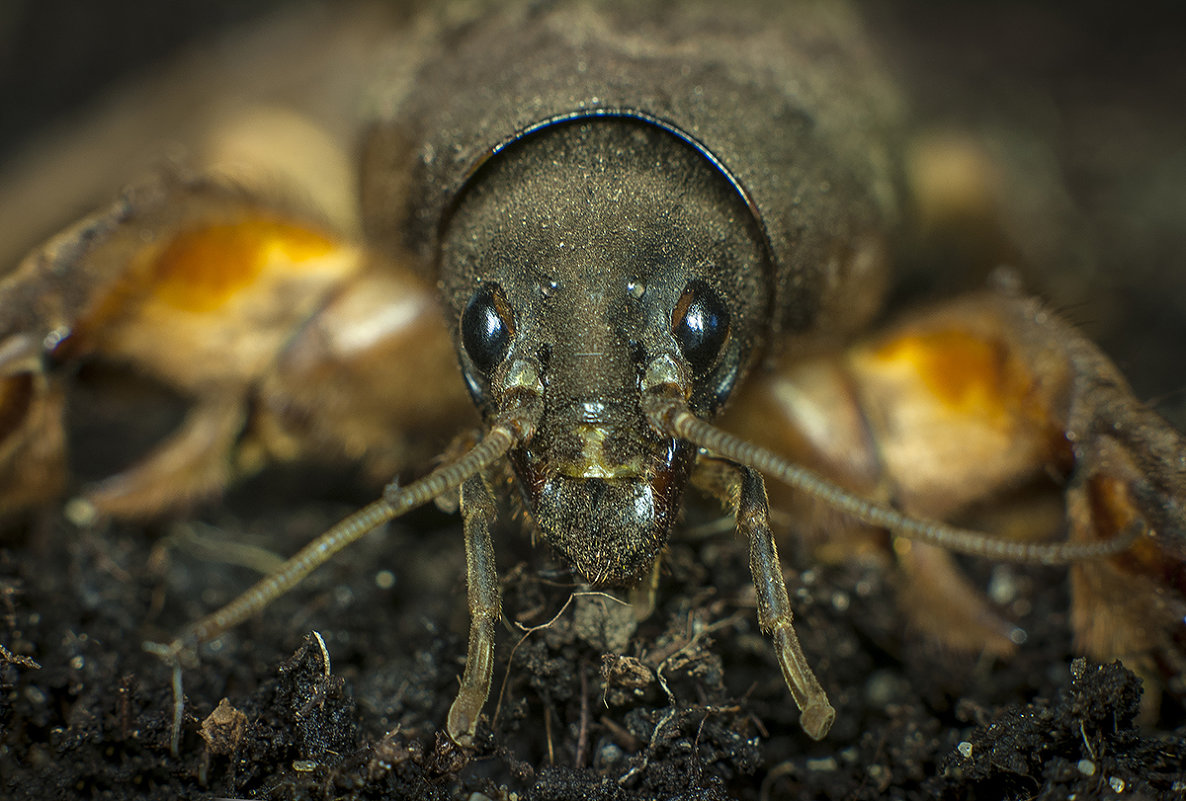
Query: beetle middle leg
693 457 835 740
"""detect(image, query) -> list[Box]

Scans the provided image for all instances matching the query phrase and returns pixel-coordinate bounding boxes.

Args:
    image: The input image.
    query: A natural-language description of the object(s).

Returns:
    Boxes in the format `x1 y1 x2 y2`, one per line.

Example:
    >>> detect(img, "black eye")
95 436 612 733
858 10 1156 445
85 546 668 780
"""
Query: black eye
461 283 515 374
672 280 730 374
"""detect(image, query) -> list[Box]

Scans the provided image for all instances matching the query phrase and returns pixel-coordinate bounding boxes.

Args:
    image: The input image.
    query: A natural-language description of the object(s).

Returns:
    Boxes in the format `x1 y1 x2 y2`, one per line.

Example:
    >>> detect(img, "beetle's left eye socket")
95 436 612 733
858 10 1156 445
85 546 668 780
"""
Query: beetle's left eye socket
672 280 730 374
461 283 515 374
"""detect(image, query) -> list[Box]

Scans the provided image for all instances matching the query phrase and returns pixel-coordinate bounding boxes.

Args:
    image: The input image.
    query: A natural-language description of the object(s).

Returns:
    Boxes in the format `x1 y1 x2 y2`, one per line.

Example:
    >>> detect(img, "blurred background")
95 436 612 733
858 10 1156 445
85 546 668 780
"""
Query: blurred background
0 0 292 156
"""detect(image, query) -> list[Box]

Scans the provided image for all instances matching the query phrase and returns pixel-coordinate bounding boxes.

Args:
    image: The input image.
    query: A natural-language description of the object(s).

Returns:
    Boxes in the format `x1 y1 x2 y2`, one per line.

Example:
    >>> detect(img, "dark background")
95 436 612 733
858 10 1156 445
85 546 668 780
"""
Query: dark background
0 0 294 156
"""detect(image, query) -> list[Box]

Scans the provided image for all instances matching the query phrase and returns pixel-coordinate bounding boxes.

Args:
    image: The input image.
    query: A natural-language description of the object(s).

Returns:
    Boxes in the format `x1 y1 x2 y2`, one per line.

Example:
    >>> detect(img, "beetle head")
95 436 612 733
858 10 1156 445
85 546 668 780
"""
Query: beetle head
439 119 771 586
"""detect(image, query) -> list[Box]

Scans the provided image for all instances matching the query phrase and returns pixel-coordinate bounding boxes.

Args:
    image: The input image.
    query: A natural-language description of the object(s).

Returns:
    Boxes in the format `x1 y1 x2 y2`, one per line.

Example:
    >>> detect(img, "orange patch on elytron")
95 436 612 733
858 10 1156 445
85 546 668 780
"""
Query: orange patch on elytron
150 217 337 314
870 329 1019 422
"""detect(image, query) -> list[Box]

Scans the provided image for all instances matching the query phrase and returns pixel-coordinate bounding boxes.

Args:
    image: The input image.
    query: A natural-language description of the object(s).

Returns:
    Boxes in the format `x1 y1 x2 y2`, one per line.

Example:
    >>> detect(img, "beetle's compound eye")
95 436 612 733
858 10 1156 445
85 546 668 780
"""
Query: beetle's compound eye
461 283 515 375
671 279 730 374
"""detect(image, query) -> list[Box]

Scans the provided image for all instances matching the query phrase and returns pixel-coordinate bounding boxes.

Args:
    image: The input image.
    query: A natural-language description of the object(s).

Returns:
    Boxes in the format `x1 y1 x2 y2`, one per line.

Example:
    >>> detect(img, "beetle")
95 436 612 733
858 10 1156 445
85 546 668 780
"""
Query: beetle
1 0 1183 759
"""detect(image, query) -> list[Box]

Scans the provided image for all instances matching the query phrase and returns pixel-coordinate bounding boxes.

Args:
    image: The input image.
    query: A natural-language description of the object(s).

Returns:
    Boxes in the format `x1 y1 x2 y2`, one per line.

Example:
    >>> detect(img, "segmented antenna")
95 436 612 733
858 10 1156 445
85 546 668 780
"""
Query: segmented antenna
643 390 1143 564
144 404 536 754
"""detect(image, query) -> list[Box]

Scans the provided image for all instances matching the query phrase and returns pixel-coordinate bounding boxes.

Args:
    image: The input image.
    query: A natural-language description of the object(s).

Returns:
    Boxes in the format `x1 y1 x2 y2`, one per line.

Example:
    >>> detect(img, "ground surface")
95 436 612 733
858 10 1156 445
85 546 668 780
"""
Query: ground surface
2 483 1184 800
2 2 1186 800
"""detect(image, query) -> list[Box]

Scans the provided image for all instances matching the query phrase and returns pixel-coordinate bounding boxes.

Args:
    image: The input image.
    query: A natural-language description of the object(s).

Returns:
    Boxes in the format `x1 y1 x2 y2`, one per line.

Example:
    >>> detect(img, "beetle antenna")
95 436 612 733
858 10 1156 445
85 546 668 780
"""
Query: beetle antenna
154 405 535 653
643 390 1142 564
143 400 538 753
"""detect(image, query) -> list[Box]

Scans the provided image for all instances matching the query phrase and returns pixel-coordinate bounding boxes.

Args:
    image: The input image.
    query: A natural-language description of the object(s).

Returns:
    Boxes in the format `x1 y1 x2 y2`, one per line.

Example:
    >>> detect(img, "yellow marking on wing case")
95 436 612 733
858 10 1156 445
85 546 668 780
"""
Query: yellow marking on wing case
869 330 1015 422
151 218 336 313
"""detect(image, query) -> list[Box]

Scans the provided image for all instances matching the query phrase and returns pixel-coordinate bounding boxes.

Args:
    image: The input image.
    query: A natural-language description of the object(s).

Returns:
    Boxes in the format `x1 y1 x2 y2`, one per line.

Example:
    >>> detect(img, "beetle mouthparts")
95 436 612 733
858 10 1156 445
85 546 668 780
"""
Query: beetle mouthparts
511 441 693 587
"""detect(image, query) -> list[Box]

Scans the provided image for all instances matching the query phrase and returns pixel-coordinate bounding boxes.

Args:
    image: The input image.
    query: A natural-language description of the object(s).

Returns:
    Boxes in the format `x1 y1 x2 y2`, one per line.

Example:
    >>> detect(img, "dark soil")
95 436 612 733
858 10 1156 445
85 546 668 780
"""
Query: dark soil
3 472 1184 800
2 2 1186 799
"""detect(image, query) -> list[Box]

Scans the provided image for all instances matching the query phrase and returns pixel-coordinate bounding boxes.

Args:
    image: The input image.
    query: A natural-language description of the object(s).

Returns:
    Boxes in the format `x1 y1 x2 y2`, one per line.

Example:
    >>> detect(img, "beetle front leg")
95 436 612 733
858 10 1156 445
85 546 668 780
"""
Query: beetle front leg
695 459 835 740
446 473 502 747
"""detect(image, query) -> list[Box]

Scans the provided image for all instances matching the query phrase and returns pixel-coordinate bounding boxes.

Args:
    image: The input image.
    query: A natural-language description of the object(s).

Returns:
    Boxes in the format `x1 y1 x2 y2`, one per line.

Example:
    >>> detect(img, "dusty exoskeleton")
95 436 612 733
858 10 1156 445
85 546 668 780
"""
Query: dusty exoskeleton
1 0 1183 750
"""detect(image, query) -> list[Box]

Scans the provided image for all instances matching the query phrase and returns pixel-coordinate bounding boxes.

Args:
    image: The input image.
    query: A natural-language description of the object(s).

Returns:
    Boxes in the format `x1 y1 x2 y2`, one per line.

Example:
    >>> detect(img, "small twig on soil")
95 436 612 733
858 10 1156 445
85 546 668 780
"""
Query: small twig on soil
759 761 796 801
295 631 332 720
691 714 708 784
600 715 642 751
618 705 679 786
653 610 746 693
491 590 626 732
1080 720 1096 760
576 665 590 768
0 642 41 670
545 703 555 764
619 610 749 787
